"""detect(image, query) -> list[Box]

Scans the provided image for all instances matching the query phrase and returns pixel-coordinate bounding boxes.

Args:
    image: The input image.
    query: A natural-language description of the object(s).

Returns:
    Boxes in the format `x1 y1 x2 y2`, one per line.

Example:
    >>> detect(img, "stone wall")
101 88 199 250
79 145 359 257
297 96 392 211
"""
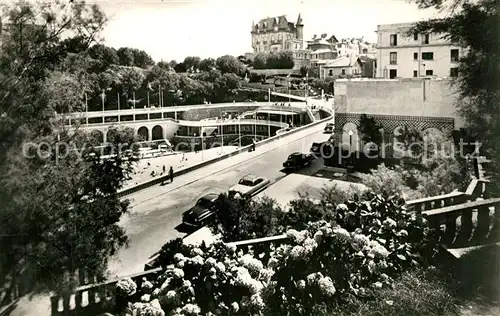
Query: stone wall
333 78 464 127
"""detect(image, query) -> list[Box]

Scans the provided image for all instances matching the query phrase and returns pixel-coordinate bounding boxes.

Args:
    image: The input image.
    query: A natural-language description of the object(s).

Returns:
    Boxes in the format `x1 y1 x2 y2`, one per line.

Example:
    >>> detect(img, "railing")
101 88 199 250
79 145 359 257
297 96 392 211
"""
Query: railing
422 198 500 251
50 268 162 316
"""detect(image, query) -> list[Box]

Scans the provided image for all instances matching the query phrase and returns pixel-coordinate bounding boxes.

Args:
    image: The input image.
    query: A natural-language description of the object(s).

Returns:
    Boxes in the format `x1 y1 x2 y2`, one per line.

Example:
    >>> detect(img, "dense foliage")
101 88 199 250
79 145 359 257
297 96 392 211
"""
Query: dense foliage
358 114 383 146
252 51 295 69
121 194 441 316
0 0 139 301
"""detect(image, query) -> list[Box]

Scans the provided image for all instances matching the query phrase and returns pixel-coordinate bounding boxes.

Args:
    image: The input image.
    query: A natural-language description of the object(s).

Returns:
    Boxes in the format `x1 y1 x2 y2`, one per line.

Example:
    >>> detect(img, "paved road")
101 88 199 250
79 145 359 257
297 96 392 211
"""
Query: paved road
108 123 332 277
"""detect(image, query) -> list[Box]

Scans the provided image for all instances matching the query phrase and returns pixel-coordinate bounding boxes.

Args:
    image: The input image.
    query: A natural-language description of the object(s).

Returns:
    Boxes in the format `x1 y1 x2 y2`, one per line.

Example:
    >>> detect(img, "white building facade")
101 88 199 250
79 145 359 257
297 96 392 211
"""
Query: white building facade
376 22 462 79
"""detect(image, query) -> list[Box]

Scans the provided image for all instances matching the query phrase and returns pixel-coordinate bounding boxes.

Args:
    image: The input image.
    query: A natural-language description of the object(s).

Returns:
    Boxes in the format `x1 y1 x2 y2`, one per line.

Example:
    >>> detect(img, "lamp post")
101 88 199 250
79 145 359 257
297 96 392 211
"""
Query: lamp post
348 130 354 169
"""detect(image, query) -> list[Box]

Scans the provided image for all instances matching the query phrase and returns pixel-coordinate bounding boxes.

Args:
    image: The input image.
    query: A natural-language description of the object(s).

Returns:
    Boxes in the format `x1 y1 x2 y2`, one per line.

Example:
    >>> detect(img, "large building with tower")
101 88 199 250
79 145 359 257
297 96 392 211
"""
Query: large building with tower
251 14 305 53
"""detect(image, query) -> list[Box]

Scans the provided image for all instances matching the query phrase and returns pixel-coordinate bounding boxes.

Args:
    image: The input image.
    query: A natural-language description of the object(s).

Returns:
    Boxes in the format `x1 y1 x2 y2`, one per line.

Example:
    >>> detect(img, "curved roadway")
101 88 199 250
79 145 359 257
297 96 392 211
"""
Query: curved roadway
108 123 332 276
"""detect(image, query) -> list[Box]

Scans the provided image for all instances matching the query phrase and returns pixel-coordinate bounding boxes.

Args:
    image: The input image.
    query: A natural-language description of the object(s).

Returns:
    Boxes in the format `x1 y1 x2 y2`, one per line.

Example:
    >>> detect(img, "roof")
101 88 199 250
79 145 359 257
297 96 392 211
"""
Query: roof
242 174 258 181
324 56 362 68
254 15 296 33
358 55 375 63
310 48 335 54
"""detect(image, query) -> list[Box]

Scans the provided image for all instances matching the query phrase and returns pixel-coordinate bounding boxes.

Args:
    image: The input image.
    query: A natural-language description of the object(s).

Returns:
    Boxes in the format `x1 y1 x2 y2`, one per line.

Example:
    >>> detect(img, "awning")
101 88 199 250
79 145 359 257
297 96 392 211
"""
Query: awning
203 126 218 136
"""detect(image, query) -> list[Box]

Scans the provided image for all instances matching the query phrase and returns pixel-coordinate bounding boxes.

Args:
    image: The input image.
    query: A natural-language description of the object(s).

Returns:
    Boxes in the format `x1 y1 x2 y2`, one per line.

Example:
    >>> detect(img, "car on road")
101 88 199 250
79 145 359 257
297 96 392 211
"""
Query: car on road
310 141 325 157
324 123 334 133
182 193 221 227
229 174 270 197
282 152 315 171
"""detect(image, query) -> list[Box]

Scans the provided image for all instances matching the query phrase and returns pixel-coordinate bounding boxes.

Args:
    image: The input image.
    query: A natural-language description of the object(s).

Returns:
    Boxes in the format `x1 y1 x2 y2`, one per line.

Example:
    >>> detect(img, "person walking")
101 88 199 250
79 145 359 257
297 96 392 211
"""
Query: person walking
252 138 256 152
169 166 174 183
162 165 166 174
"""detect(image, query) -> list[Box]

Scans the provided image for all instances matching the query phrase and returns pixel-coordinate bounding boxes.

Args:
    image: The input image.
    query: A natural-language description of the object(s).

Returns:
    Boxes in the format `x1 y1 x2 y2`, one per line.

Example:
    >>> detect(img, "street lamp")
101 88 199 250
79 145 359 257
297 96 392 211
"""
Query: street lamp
348 130 354 170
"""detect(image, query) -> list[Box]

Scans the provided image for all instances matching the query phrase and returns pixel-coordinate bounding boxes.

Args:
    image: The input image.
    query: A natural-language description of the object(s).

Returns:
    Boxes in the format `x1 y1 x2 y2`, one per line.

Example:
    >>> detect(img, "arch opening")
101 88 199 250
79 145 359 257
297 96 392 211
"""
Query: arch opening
152 125 164 141
90 130 104 145
137 126 149 142
341 122 359 152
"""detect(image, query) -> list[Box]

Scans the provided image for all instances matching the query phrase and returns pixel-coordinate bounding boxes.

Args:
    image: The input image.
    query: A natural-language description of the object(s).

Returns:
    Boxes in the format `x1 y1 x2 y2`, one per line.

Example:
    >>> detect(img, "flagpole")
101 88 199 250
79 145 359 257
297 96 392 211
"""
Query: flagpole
159 84 161 107
147 91 150 107
238 112 241 147
85 93 88 126
133 91 136 109
117 92 120 124
101 89 105 123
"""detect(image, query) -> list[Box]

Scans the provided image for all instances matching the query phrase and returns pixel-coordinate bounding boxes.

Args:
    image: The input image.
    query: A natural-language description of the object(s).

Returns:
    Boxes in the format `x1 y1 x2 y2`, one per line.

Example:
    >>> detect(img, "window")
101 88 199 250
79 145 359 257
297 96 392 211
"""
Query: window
425 70 434 76
390 34 397 46
389 69 397 79
422 52 434 60
413 33 418 40
450 49 459 62
450 67 459 77
328 69 333 76
341 69 346 75
423 34 430 44
413 52 418 60
271 36 274 42
413 70 418 77
389 52 397 64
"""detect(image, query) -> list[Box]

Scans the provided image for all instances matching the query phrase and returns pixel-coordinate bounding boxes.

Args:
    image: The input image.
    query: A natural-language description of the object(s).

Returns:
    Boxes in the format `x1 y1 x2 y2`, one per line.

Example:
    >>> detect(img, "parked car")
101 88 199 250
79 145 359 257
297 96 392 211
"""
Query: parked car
283 152 315 171
324 123 334 133
310 142 325 157
182 193 221 227
229 174 270 197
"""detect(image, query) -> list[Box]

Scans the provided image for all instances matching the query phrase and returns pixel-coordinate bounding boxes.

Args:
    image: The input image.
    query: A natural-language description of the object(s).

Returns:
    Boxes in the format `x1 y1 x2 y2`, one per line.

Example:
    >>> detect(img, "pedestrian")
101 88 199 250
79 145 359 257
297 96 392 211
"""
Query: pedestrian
252 138 256 152
169 166 174 183
163 165 166 174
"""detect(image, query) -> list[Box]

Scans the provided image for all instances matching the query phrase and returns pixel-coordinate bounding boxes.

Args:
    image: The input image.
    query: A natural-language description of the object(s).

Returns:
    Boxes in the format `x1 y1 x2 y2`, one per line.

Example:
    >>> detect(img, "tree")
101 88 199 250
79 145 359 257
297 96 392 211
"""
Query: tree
131 48 154 68
199 58 216 71
253 53 268 69
183 56 201 72
156 60 171 70
117 47 135 66
358 114 383 146
409 0 500 190
215 55 245 76
0 0 137 301
88 44 119 69
174 62 187 73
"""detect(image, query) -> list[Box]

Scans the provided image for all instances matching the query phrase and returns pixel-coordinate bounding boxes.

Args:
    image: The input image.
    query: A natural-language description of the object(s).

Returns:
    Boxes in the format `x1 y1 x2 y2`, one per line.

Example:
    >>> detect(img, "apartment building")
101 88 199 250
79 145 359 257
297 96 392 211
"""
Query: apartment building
376 22 462 79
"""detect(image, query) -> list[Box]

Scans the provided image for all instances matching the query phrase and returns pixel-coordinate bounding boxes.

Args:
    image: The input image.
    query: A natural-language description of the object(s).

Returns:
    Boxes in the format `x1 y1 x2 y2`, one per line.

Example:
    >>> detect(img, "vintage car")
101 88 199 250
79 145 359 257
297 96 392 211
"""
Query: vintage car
324 123 334 133
182 193 221 227
282 152 315 171
229 174 270 197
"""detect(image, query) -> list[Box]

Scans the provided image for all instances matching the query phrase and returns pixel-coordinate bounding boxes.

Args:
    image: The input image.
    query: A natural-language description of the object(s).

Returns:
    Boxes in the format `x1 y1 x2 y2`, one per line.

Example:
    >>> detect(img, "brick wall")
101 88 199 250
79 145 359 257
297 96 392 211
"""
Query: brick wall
333 78 464 127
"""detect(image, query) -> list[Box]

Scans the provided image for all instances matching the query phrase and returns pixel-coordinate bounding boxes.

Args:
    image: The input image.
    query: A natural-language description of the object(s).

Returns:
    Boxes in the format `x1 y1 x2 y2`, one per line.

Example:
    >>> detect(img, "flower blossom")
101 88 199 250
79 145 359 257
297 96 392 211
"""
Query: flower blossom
231 302 239 312
129 299 165 316
116 278 137 297
215 262 226 273
182 303 201 315
383 218 397 229
173 253 185 263
303 237 318 254
141 294 151 302
332 227 350 241
189 255 204 266
336 203 348 212
306 272 323 285
397 229 409 237
205 257 217 268
225 243 237 254
172 268 184 279
258 268 274 283
289 245 306 260
286 229 308 244
250 294 265 310
238 254 263 275
318 276 336 296
190 248 204 257
314 230 324 243
268 258 280 269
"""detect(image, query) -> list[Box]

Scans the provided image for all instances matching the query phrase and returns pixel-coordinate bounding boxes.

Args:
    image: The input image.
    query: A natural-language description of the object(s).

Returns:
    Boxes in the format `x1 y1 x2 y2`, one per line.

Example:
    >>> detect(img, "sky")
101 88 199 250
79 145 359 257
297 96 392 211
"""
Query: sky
92 0 440 62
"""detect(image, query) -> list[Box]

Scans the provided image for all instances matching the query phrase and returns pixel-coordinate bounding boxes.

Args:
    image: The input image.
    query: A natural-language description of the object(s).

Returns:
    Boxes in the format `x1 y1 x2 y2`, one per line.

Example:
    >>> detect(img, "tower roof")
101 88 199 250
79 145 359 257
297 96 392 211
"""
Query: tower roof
296 13 303 26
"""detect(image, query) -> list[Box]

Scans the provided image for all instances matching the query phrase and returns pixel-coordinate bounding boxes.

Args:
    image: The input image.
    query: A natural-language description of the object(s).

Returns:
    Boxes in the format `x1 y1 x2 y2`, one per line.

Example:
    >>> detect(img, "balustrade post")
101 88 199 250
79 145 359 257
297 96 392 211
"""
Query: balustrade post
488 203 500 242
50 296 60 315
443 213 457 245
74 292 82 311
62 294 71 316
473 206 491 243
457 208 473 246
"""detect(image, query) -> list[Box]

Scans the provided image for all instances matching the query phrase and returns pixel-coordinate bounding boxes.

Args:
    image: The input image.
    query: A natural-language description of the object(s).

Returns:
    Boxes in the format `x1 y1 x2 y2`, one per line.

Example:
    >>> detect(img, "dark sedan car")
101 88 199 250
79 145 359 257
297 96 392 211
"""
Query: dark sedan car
283 152 315 171
324 123 334 134
182 193 221 227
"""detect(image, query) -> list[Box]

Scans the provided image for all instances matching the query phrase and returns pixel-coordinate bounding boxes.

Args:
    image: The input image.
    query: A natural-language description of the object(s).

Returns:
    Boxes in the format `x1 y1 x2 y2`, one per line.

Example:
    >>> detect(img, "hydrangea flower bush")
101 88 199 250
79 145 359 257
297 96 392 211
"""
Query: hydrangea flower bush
116 195 441 315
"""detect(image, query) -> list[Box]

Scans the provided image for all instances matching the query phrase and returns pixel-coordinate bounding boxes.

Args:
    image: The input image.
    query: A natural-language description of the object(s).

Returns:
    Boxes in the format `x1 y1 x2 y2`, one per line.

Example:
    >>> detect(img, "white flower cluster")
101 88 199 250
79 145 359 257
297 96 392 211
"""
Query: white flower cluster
181 303 201 315
383 217 397 229
286 229 308 244
238 254 263 276
317 276 336 296
234 266 263 294
116 277 137 297
129 299 165 316
368 240 390 258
